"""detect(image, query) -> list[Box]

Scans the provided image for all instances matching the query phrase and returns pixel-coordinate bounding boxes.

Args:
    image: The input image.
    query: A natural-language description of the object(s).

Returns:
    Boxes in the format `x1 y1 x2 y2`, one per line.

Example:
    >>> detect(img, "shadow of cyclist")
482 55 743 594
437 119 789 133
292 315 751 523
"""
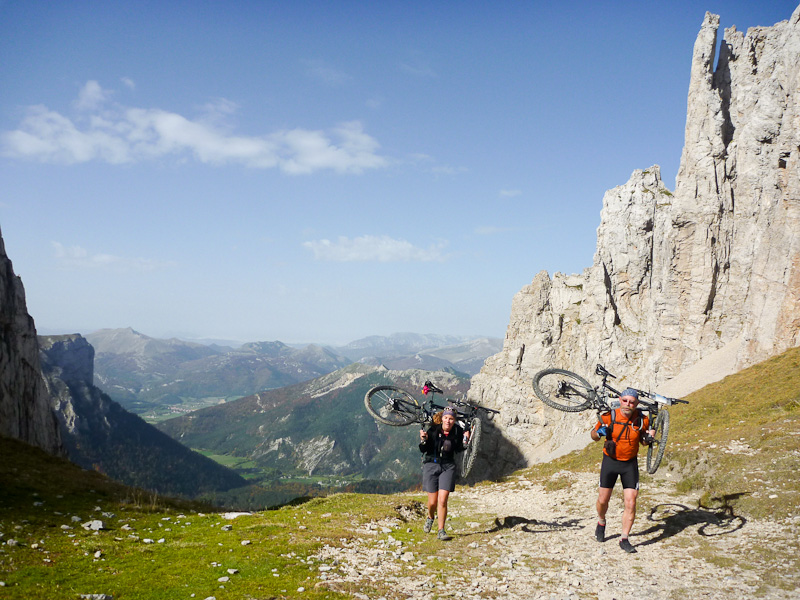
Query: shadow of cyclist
485 515 583 534
632 496 747 547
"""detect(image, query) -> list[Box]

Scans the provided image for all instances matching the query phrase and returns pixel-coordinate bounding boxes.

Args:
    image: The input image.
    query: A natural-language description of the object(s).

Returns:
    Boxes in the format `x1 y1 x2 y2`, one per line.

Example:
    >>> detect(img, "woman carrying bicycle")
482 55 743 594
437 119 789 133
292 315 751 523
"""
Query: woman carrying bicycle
419 406 468 540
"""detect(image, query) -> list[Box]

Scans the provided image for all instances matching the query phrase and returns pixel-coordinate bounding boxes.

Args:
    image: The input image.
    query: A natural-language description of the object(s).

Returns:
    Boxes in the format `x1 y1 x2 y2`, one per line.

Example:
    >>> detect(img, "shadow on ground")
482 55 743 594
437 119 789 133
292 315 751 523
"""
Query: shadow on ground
634 498 747 547
463 419 528 485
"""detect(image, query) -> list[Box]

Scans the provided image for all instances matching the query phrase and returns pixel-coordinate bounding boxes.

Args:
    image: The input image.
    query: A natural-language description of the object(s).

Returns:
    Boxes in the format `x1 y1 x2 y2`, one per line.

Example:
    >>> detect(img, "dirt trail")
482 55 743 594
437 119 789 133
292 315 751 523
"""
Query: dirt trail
314 471 799 599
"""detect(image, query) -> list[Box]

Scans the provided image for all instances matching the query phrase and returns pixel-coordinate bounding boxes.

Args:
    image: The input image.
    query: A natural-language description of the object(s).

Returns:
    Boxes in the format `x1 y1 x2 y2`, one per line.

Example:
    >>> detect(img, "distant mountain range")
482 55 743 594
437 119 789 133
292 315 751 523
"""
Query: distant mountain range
86 328 352 417
86 328 501 419
156 363 473 500
335 333 502 375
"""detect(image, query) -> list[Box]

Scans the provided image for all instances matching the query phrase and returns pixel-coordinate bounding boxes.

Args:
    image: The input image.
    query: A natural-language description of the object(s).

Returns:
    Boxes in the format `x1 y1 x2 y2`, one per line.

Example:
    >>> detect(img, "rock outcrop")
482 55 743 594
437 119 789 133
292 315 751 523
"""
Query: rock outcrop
0 228 62 455
470 7 800 476
39 333 248 497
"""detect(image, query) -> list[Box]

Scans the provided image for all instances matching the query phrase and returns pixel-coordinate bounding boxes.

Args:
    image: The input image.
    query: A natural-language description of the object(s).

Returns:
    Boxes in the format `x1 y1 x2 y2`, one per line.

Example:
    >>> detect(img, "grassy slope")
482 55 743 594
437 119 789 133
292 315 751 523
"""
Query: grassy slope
0 436 421 599
1 347 798 599
522 345 800 520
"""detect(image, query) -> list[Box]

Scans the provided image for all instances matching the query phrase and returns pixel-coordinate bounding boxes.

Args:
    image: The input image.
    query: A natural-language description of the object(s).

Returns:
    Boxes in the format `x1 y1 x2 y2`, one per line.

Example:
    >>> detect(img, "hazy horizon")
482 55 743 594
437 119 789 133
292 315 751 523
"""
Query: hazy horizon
35 325 501 348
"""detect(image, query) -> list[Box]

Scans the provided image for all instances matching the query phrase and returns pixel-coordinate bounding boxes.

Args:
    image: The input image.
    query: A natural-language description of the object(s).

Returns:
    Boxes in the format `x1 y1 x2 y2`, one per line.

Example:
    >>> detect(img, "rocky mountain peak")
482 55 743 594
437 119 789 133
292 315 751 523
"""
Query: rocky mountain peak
469 7 800 475
39 334 95 387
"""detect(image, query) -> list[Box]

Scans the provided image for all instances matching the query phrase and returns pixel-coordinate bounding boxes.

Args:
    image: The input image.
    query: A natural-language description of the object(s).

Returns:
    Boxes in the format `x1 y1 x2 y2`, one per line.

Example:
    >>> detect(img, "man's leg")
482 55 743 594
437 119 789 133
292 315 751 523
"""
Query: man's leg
596 486 612 541
596 486 612 523
621 487 638 538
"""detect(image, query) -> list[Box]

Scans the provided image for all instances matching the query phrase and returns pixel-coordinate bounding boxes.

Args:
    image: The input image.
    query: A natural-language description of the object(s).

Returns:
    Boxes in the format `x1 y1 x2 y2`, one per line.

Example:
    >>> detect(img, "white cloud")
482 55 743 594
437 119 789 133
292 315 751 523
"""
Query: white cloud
430 164 468 176
52 241 176 272
120 77 136 90
399 62 437 78
2 81 387 174
303 235 447 262
74 80 113 111
302 59 352 85
365 96 383 110
499 189 522 197
405 153 466 176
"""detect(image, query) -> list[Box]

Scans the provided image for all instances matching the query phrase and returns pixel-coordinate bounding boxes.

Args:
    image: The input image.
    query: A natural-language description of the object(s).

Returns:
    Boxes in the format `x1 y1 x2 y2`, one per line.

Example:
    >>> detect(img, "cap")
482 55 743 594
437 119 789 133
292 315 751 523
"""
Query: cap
620 388 639 400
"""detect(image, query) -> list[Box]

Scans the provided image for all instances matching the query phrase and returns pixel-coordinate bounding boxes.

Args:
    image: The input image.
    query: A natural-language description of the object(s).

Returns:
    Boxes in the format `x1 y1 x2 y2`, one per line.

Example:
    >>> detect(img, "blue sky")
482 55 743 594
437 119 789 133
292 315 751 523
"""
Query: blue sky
1 1 796 345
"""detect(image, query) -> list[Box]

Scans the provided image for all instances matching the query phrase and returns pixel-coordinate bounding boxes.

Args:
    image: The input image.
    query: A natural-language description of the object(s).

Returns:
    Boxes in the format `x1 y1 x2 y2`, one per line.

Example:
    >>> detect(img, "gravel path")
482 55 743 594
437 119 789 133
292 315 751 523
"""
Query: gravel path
313 470 799 599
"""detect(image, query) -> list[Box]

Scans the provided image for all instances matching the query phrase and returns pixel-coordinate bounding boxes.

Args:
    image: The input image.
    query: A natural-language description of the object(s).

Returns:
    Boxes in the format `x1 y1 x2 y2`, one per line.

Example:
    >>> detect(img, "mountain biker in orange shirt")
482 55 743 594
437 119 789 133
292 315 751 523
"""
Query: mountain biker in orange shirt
590 388 655 553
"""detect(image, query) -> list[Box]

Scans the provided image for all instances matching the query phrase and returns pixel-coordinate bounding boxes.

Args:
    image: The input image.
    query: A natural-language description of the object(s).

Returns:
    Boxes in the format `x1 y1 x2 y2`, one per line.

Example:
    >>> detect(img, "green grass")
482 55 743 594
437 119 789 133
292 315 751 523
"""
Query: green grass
195 451 260 470
0 437 426 599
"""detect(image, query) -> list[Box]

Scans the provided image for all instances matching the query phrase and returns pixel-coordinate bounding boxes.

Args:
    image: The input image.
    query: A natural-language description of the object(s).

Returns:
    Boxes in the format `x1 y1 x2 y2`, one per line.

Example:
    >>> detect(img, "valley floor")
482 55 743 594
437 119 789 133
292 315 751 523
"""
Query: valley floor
314 471 799 599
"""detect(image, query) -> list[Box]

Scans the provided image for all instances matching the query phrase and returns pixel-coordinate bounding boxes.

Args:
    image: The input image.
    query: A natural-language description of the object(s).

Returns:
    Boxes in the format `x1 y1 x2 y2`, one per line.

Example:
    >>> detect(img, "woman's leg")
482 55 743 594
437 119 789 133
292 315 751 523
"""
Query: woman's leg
437 490 450 530
427 491 438 519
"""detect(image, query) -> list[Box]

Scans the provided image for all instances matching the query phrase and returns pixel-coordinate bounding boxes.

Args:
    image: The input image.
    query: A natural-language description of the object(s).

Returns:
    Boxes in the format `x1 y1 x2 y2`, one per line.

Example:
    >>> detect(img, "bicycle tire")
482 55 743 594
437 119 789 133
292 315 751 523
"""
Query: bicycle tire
646 408 670 474
460 417 482 478
364 385 421 426
532 369 594 412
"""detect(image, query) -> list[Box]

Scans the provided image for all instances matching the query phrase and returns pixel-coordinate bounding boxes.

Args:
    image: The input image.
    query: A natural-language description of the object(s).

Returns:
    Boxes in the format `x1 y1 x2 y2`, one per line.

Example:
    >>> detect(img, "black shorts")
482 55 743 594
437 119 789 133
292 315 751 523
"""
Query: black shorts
599 454 640 490
422 461 457 492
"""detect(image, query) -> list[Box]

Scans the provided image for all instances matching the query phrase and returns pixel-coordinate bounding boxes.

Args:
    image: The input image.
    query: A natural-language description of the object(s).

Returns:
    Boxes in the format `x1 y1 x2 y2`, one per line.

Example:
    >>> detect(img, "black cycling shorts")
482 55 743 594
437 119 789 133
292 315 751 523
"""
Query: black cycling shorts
422 461 457 493
599 454 640 490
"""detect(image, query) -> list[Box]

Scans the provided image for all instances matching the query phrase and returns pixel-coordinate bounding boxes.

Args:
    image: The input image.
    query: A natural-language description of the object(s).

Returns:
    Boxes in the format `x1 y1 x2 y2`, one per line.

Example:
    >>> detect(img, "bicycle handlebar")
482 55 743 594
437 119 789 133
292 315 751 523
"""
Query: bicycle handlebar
595 364 616 379
422 380 443 394
595 365 688 406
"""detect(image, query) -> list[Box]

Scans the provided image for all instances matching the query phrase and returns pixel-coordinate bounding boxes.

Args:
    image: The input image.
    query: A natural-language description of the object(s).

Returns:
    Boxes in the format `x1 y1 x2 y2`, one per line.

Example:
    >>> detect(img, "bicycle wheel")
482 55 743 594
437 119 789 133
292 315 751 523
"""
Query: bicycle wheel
460 417 482 478
532 369 594 412
364 385 421 426
646 408 670 474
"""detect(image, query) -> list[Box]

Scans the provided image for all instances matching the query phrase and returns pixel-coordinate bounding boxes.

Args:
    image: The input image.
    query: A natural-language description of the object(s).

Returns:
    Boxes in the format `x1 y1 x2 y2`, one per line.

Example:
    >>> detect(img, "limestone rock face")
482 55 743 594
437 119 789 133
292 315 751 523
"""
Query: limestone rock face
39 333 248 496
470 7 800 475
0 229 62 455
39 334 106 439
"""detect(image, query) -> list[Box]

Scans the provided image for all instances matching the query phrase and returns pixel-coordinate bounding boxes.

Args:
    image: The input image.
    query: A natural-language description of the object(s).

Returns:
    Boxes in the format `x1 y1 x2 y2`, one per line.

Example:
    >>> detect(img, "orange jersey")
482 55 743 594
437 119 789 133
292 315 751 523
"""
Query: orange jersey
595 409 650 461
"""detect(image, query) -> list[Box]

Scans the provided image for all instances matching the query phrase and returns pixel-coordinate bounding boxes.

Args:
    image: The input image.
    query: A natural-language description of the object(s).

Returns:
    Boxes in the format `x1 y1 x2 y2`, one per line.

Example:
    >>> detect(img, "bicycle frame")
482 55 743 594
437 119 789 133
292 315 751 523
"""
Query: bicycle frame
592 364 684 418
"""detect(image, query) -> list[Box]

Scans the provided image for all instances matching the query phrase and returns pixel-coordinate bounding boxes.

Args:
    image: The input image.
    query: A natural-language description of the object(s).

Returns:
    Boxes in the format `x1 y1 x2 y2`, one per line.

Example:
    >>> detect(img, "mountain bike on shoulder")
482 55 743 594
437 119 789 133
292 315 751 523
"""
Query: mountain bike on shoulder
364 380 499 477
531 364 688 474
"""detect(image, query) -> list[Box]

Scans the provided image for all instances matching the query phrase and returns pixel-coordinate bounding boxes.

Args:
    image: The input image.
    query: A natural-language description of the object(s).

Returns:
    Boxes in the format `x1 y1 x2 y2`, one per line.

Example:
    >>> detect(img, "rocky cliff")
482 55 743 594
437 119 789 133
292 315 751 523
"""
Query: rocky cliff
39 333 248 497
470 7 800 476
0 228 62 455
